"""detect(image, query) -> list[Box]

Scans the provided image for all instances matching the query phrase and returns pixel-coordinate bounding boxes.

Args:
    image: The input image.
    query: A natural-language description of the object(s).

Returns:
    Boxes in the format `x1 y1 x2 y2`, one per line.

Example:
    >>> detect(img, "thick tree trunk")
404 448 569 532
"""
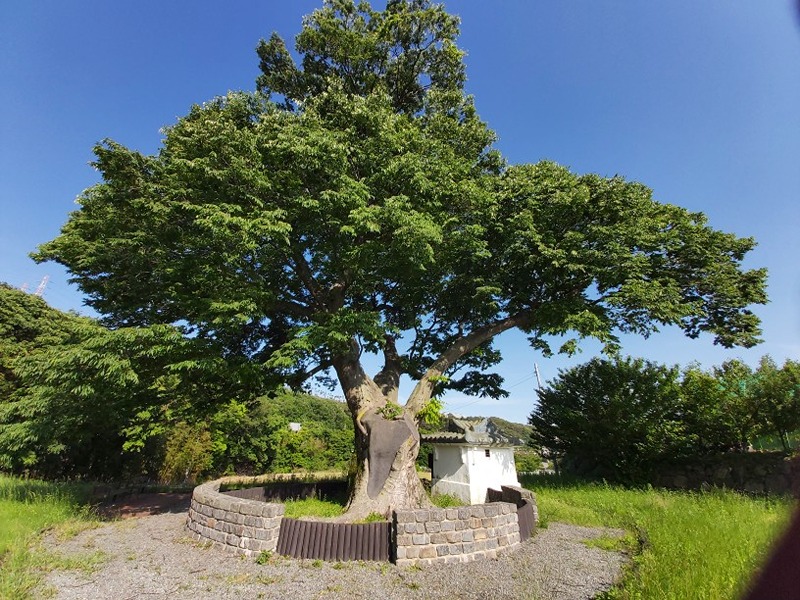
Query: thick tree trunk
333 353 431 520
332 313 533 519
343 408 431 521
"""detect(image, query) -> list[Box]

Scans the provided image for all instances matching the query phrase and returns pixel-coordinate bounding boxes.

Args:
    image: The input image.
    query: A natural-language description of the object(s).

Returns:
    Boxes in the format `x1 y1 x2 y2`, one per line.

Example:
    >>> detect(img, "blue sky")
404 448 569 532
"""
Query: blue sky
1 2 798 423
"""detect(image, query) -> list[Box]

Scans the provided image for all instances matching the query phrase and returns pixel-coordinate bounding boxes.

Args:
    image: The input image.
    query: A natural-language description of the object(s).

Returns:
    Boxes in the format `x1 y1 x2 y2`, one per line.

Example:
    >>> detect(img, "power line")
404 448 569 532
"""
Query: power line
446 397 486 413
507 373 537 388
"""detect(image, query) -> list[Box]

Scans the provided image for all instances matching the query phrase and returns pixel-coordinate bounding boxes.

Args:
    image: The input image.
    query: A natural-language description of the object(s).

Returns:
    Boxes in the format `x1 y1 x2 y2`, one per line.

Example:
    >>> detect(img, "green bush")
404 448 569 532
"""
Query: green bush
529 357 687 482
514 449 543 473
159 422 214 484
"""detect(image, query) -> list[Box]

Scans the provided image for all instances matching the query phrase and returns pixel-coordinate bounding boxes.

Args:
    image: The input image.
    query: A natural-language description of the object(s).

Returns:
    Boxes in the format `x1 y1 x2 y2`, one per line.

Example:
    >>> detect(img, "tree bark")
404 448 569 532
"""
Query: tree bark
344 408 431 520
333 313 532 519
333 352 430 520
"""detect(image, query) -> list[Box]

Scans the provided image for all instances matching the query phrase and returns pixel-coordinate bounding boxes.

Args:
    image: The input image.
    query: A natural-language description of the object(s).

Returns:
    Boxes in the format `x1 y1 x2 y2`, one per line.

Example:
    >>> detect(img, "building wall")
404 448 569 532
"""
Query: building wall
431 444 520 505
431 445 471 503
465 446 520 504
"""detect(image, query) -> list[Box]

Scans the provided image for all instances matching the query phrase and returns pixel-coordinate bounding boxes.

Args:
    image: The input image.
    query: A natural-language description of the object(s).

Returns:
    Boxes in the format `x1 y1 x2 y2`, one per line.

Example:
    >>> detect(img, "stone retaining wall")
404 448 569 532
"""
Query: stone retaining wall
393 502 520 567
186 479 284 557
654 453 799 497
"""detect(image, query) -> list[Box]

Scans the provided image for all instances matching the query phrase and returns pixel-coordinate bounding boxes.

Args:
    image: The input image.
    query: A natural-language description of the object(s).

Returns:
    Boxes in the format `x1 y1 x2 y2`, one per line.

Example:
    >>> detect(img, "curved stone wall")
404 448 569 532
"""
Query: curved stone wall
187 478 536 566
393 502 521 566
186 478 284 557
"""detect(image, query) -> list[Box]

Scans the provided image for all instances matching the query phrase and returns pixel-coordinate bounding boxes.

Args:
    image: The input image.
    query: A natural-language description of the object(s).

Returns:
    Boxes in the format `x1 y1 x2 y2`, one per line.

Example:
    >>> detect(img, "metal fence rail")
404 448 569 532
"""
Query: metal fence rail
276 518 390 561
517 499 536 541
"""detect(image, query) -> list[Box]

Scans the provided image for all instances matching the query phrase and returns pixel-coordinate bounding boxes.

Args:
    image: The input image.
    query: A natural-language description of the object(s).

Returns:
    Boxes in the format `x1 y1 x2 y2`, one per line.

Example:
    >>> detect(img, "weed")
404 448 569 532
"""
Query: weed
359 512 386 523
524 476 792 599
581 534 632 553
377 402 403 420
311 559 323 568
225 573 253 585
31 549 107 574
257 575 281 585
255 550 272 564
282 497 346 519
332 561 346 570
429 493 462 508
537 515 549 529
51 518 101 541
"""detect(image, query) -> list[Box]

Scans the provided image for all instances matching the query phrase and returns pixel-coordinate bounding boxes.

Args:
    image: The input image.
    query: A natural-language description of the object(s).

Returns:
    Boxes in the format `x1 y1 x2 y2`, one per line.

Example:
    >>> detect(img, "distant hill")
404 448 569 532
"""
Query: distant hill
265 395 535 447
455 414 532 446
487 417 532 446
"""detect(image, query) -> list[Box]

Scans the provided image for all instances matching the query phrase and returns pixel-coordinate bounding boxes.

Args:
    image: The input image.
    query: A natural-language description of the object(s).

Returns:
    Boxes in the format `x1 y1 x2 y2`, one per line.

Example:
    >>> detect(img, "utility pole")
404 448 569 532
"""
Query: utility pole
33 275 49 297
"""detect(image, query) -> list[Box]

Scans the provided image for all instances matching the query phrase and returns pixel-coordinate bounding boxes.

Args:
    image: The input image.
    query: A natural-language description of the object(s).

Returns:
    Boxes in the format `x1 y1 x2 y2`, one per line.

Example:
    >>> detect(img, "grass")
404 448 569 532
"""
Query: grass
751 430 800 452
521 474 794 599
429 493 462 508
0 474 102 599
281 497 346 519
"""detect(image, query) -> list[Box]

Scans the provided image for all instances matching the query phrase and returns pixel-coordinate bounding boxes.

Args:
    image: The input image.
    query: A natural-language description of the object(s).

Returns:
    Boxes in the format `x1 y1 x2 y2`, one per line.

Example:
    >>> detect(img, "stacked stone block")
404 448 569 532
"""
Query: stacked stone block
487 485 539 529
186 479 284 557
393 502 521 567
654 453 799 497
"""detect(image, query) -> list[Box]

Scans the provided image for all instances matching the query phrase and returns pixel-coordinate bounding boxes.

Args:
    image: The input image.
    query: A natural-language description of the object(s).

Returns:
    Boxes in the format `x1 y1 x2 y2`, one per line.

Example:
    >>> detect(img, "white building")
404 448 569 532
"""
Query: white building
424 417 521 505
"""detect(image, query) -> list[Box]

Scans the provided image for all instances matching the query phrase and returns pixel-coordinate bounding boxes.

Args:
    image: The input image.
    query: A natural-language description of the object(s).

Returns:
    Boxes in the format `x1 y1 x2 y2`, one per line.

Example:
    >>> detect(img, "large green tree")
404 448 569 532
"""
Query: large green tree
750 356 800 452
0 283 80 404
34 0 766 516
0 284 259 479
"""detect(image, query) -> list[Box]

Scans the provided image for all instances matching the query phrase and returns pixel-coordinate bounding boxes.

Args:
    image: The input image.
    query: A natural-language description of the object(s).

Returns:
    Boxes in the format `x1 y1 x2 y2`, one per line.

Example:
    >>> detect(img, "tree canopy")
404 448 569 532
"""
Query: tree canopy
530 355 800 482
32 0 766 512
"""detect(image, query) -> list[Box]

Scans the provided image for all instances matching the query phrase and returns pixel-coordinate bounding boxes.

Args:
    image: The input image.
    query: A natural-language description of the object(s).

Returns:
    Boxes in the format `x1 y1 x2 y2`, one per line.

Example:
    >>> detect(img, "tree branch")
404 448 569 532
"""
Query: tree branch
285 359 333 390
331 338 384 429
291 245 323 306
405 311 533 414
373 335 401 404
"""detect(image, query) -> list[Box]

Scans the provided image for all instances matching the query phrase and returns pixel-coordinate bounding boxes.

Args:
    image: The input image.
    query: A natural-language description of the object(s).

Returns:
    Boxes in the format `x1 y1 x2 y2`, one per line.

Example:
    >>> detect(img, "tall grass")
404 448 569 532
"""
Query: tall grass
0 475 98 599
522 475 794 599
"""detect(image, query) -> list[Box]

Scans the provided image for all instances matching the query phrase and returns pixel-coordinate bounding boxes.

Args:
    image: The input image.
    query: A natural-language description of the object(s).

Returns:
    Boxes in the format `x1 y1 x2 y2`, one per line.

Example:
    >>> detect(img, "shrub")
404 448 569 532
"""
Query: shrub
529 357 686 482
159 422 214 484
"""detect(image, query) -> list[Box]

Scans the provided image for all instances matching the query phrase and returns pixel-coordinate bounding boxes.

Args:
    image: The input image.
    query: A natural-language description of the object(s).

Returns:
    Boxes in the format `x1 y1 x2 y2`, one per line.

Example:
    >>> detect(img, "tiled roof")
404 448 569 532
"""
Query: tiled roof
421 431 466 443
421 415 516 446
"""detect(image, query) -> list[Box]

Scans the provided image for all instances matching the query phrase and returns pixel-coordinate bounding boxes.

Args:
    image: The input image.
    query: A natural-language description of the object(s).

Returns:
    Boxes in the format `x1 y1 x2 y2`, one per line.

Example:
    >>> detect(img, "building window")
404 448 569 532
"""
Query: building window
485 449 491 458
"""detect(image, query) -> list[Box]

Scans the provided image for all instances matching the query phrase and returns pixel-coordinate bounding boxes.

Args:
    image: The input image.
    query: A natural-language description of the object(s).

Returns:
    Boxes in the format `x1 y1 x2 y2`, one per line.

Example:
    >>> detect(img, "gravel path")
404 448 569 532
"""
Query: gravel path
42 512 628 600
